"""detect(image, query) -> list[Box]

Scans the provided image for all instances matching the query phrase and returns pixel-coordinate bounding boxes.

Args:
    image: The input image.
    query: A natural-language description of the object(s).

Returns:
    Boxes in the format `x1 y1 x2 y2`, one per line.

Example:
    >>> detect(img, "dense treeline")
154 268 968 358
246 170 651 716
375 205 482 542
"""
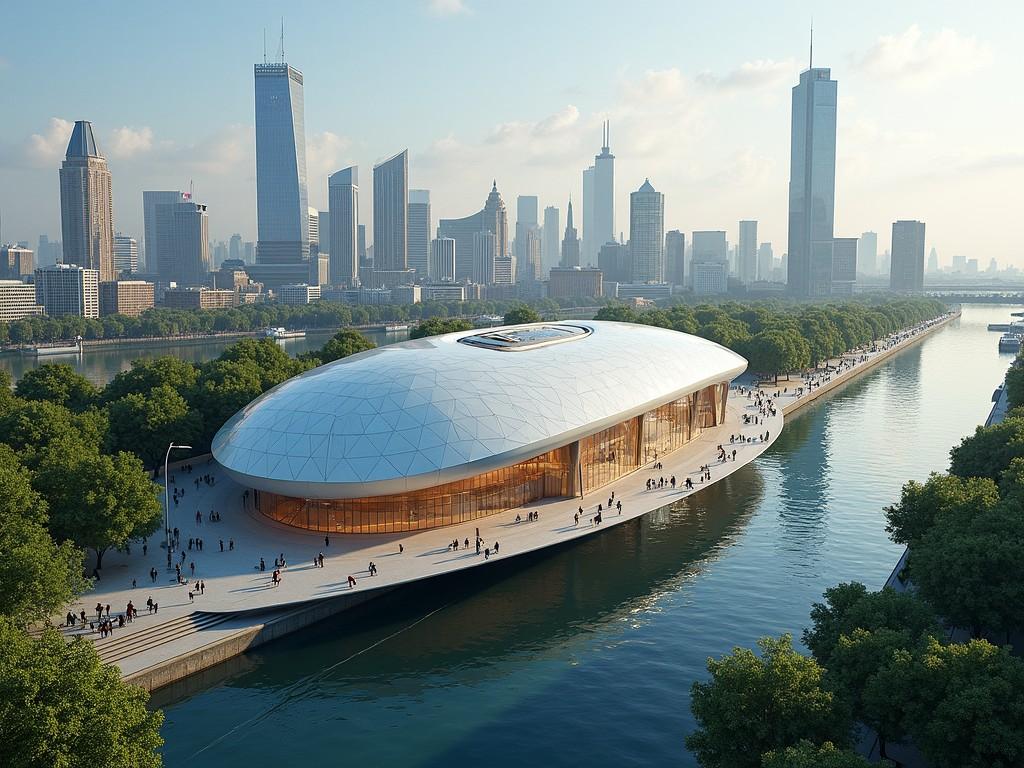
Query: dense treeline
596 297 947 380
0 328 380 765
684 395 1024 768
0 297 598 345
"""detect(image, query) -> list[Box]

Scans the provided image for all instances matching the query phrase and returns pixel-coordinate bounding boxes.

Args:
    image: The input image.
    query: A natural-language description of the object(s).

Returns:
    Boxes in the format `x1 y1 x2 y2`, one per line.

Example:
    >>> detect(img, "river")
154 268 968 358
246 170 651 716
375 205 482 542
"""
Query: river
125 306 1023 764
0 328 411 386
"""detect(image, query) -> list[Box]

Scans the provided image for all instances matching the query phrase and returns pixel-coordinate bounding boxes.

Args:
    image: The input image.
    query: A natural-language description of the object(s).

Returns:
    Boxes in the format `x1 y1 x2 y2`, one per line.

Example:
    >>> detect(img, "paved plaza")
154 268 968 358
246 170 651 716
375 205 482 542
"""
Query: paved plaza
60 312 957 682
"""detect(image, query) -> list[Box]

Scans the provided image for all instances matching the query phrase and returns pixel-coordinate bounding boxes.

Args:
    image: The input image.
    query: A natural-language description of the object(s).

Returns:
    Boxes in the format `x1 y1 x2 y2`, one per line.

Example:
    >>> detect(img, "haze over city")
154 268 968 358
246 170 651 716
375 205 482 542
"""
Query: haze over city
2 0 1020 266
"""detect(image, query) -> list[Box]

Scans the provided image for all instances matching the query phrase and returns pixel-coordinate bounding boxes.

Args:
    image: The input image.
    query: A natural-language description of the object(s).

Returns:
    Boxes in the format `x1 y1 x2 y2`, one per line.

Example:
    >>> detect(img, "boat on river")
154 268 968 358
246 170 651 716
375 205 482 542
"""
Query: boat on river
263 327 306 340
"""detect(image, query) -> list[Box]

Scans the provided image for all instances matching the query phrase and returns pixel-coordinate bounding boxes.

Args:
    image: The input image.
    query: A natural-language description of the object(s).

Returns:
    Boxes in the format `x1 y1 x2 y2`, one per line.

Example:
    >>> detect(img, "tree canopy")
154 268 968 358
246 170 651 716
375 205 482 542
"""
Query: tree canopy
13 363 97 413
686 635 851 768
410 317 474 339
503 304 542 325
36 449 162 570
760 741 881 768
304 328 376 364
0 620 163 767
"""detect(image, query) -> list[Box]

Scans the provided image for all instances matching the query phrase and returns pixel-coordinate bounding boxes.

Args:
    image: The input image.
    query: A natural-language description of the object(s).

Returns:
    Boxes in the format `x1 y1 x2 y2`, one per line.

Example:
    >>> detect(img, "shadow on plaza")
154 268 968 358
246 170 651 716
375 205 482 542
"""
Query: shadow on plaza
151 464 766 709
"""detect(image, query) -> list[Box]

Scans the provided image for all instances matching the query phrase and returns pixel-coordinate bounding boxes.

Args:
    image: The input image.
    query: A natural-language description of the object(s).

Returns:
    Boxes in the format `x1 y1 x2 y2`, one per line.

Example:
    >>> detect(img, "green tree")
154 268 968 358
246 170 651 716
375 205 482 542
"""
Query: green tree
503 304 542 325
686 635 851 768
594 304 639 323
909 501 1024 638
0 620 163 767
14 363 97 412
409 317 473 339
37 449 162 571
1005 362 1024 410
0 445 88 625
187 359 265 450
803 583 939 666
303 328 376 364
884 472 1000 546
217 337 311 389
761 741 881 768
949 415 1024 481
0 400 104 468
747 330 792 383
893 637 1024 768
106 384 199 470
102 356 199 403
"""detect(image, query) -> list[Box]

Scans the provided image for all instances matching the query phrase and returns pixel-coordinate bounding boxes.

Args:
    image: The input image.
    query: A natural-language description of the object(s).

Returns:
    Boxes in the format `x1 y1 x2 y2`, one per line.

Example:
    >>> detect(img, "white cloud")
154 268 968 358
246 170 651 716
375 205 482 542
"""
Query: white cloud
27 117 73 166
854 25 993 87
108 126 154 158
427 0 469 16
696 59 797 92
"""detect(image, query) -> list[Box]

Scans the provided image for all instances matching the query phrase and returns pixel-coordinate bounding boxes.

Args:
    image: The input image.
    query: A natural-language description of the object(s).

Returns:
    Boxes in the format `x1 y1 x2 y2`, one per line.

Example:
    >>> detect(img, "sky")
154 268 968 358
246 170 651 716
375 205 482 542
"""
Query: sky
2 0 1022 266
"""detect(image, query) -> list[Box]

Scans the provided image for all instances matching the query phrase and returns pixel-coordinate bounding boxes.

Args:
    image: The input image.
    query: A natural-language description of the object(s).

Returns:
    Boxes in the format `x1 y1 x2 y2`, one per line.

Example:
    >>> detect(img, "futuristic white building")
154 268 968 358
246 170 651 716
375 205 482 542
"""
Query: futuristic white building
213 322 746 533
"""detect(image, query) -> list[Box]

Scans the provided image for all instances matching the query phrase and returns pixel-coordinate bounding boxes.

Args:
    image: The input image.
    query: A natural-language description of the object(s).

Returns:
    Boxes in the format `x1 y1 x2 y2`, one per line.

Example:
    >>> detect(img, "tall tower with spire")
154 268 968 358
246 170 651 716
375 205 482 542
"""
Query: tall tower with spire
786 25 838 297
561 198 581 268
59 121 115 282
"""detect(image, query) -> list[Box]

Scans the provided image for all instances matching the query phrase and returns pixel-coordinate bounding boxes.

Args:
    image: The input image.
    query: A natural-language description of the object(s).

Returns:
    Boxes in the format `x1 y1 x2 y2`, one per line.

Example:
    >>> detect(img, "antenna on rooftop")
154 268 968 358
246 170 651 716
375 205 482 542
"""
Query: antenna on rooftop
809 18 814 69
279 18 285 63
263 29 267 64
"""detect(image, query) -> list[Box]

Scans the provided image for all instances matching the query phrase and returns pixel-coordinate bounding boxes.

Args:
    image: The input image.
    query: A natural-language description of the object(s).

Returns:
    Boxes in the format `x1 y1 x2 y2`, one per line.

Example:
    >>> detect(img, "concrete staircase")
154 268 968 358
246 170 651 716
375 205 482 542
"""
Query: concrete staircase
93 612 232 666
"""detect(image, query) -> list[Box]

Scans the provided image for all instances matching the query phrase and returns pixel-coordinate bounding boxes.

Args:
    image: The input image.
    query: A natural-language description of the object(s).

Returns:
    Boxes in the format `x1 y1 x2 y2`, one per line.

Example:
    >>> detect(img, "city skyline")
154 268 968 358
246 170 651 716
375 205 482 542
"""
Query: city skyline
0 3 1019 267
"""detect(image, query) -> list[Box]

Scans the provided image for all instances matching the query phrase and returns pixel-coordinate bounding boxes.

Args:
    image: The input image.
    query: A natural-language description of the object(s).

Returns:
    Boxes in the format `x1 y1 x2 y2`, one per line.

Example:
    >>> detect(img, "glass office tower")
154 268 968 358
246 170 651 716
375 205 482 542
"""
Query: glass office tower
254 62 309 264
786 67 837 297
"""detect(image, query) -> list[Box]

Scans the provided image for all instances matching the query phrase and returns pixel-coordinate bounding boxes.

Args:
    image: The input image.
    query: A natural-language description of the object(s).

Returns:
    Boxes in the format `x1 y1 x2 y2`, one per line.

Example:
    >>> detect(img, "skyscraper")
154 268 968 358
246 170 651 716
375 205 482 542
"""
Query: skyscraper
858 231 877 275
665 230 685 287
786 62 838 297
113 233 138 274
59 121 114 281
582 166 594 263
372 150 408 273
927 247 939 274
307 208 320 258
691 230 728 292
890 220 926 292
254 60 309 264
591 122 615 265
629 179 665 283
328 166 359 287
757 242 774 281
408 189 431 279
560 199 580 268
831 237 857 294
229 233 242 262
437 181 508 282
144 191 187 277
472 231 496 285
515 196 540 283
157 198 210 286
737 220 758 285
429 237 455 282
542 205 560 277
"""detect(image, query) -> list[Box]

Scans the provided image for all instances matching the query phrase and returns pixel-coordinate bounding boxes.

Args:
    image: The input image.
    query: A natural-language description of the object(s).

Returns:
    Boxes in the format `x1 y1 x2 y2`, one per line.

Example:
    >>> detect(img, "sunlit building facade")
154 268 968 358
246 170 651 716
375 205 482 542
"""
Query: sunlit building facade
213 322 746 534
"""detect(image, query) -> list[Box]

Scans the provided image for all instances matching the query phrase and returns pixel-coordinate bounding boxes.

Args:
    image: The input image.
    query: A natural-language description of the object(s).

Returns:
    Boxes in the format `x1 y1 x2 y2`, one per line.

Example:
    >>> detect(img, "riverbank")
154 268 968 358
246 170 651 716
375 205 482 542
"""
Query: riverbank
45 309 957 695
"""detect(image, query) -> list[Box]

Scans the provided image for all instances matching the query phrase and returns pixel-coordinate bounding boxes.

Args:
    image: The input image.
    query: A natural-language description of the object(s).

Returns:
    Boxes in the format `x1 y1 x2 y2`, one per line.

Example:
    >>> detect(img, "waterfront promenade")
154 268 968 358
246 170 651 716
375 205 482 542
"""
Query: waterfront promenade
60 310 959 690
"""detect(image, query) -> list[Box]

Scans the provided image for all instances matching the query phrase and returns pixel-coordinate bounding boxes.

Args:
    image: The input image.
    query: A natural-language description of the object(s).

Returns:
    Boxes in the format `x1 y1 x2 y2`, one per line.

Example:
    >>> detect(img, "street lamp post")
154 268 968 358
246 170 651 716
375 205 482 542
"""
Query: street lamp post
164 442 192 558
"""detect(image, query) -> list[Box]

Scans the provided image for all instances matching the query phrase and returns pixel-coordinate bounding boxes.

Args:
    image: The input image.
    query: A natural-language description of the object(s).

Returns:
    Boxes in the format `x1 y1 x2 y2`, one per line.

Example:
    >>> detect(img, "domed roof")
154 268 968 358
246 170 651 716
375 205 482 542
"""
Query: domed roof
212 321 746 498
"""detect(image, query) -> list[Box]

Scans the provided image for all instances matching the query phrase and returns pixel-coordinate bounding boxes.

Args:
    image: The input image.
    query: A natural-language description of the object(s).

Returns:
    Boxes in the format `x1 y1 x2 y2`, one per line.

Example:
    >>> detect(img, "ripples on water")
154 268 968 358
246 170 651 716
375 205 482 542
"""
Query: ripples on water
155 305 1015 767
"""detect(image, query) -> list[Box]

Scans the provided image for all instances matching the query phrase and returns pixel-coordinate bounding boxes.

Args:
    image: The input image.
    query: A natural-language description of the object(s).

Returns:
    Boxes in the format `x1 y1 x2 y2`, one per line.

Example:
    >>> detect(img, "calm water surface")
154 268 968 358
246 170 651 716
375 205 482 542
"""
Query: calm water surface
0 328 409 385
148 305 1013 766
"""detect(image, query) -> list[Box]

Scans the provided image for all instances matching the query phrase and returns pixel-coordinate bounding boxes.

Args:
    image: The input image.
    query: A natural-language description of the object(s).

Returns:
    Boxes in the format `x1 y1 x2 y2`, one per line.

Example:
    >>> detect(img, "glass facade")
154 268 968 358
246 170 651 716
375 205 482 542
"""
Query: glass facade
254 63 309 264
256 381 729 533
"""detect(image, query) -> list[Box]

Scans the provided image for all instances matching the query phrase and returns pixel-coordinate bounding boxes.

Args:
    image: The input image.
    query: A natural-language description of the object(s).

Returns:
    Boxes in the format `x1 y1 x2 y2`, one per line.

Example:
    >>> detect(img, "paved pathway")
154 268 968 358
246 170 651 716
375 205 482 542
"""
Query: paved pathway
57 312 956 680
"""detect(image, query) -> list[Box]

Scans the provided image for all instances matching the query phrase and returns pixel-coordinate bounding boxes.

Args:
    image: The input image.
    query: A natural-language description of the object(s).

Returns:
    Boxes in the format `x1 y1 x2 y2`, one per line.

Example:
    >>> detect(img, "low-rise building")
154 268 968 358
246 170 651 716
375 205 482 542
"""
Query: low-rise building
99 280 155 317
420 284 466 302
548 267 603 299
34 263 99 318
390 285 422 305
0 280 44 322
691 261 728 295
1 244 34 279
615 282 672 301
163 287 237 310
278 283 321 305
